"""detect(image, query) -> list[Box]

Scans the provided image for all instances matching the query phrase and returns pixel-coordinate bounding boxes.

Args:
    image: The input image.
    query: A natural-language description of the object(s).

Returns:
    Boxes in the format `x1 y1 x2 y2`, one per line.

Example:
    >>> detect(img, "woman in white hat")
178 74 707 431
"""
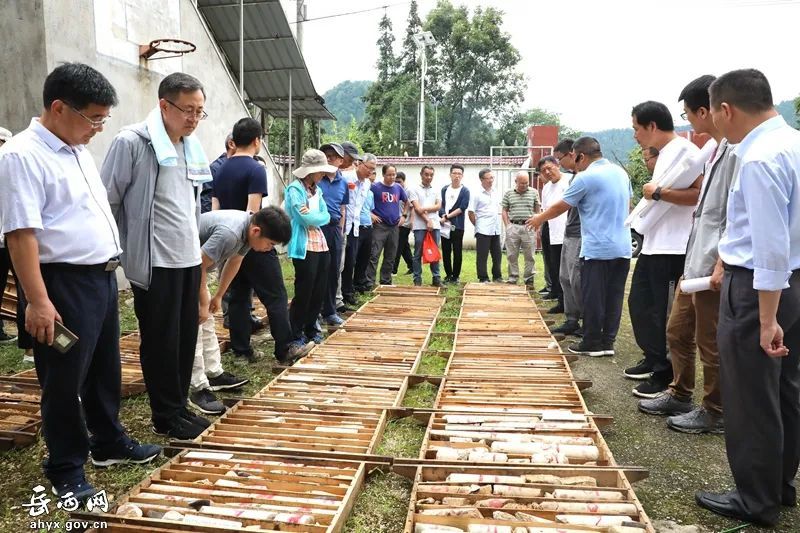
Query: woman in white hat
284 149 338 344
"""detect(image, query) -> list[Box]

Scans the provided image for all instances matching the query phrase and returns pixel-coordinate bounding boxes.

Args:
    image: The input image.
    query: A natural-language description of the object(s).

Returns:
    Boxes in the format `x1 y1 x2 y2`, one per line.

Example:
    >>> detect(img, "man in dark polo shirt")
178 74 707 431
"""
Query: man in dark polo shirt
213 117 312 362
318 143 350 326
552 139 582 335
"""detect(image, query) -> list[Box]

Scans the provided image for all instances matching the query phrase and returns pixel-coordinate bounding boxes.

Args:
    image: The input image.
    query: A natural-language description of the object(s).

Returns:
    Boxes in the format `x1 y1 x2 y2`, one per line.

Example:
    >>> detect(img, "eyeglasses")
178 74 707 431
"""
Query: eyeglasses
66 104 110 129
557 152 572 163
680 112 688 120
165 99 208 120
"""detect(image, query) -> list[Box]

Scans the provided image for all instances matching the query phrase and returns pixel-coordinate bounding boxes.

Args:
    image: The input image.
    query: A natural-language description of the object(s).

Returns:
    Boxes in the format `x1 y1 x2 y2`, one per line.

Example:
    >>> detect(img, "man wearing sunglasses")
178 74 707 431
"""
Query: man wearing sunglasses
101 72 212 440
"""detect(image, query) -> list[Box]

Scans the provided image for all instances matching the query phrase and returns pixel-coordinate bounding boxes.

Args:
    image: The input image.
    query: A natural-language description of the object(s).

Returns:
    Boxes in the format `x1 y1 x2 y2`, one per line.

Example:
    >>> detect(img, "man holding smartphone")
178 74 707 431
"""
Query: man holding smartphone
0 63 161 502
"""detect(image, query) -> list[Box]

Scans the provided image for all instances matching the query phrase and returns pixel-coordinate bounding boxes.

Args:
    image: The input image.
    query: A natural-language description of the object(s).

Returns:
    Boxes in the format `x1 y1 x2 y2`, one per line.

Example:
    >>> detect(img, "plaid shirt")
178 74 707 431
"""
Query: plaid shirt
305 188 329 252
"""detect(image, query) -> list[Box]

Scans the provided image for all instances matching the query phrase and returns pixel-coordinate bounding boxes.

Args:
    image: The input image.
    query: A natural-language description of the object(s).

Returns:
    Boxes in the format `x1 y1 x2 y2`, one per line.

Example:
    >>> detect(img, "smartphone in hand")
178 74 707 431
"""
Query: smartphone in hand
53 321 79 354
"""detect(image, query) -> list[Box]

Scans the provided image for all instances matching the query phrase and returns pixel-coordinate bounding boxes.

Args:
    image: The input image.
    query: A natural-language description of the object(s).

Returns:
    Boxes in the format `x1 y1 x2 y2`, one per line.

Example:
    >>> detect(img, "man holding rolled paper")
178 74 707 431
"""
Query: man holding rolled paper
638 75 735 435
694 69 800 527
625 101 703 398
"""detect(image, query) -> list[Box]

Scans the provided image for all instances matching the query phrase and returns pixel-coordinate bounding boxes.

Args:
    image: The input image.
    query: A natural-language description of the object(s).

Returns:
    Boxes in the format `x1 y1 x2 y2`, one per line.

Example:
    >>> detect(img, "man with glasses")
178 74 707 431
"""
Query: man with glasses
318 143 350 326
470 169 503 283
528 137 632 357
551 139 583 336
1 63 161 502
439 164 470 284
342 154 377 305
626 101 702 398
502 171 539 286
102 72 212 440
643 146 659 175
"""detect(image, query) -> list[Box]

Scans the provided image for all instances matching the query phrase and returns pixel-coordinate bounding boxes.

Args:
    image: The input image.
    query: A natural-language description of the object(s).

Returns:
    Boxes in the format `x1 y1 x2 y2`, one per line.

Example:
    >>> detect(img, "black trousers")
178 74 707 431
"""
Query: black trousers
718 267 800 524
541 222 552 290
320 224 343 317
581 258 630 348
35 264 126 485
291 251 330 339
228 249 293 358
476 233 502 282
132 266 200 427
393 225 414 274
442 228 464 280
628 253 685 375
354 226 373 291
341 228 360 301
548 243 563 303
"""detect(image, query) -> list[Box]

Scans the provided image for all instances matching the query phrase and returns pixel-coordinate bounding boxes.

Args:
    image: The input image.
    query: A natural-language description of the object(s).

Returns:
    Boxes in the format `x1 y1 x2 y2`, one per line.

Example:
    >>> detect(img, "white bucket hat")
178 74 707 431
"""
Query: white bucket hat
292 148 338 179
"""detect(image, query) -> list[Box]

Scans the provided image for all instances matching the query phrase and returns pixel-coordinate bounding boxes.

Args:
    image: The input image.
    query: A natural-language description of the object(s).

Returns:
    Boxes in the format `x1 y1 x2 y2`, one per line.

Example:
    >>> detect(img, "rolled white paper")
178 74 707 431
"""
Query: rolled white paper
680 276 712 294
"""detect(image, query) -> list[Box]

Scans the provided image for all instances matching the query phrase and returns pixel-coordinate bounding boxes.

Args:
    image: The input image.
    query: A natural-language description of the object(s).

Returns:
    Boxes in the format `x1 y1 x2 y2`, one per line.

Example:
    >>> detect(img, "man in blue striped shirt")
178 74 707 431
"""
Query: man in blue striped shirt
695 68 800 527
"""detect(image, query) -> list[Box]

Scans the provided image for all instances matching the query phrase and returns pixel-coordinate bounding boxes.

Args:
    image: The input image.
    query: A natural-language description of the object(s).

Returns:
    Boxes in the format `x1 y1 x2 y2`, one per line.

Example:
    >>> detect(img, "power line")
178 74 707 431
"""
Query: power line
288 1 411 24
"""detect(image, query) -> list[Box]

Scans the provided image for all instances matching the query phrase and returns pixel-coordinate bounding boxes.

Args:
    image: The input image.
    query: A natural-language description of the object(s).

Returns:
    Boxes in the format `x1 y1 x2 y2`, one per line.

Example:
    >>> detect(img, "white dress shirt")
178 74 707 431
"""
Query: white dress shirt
344 176 370 237
641 136 699 255
469 187 502 236
719 115 800 290
541 177 569 245
0 118 122 264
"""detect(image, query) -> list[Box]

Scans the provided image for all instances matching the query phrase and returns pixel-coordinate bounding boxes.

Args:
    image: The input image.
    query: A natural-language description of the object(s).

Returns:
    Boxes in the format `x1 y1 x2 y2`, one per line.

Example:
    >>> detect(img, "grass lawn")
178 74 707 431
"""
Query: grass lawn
1 249 797 532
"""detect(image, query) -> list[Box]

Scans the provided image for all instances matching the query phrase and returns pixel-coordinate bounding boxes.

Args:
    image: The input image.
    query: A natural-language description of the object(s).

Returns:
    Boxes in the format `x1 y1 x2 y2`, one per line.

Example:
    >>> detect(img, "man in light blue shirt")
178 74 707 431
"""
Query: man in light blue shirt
528 137 631 357
695 69 800 528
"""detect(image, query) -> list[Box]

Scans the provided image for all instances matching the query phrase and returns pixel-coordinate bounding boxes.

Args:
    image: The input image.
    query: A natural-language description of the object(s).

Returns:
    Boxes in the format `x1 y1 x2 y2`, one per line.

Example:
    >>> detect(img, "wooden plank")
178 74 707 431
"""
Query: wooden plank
0 379 41 450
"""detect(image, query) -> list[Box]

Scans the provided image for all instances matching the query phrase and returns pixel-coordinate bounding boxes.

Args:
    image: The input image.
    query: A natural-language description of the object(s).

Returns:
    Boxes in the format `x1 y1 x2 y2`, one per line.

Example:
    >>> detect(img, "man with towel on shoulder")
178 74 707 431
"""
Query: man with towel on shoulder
102 72 213 440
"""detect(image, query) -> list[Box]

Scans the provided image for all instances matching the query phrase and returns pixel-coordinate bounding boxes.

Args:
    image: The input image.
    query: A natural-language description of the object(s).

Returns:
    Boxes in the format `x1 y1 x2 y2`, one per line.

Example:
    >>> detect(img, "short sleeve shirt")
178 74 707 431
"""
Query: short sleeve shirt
408 184 440 231
198 210 251 270
501 188 540 221
212 156 268 211
318 171 350 224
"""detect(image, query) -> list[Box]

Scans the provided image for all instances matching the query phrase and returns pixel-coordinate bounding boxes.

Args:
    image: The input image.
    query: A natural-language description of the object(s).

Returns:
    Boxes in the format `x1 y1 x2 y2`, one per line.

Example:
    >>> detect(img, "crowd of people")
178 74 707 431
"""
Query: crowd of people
0 62 798 528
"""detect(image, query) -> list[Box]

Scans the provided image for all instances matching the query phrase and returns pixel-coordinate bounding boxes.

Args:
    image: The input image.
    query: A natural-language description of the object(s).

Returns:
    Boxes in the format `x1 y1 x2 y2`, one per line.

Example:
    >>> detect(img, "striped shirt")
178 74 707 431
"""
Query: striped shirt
305 188 329 253
502 187 540 221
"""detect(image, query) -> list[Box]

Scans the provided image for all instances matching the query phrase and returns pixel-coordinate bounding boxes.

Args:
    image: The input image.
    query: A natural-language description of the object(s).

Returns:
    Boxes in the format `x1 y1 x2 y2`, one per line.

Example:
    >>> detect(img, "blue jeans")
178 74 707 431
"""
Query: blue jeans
412 229 441 283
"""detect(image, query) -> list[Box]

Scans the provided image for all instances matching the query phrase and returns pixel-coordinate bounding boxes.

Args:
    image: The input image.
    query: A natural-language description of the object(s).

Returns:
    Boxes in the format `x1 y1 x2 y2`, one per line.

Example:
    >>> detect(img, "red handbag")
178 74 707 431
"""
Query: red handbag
422 231 441 264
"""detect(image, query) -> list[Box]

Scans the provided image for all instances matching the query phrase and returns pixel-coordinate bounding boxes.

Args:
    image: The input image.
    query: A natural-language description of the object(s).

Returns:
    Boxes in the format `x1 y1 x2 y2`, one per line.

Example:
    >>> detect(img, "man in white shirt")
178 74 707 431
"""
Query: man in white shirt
409 165 442 287
439 164 470 284
0 63 160 501
469 168 503 282
538 156 571 314
626 101 702 398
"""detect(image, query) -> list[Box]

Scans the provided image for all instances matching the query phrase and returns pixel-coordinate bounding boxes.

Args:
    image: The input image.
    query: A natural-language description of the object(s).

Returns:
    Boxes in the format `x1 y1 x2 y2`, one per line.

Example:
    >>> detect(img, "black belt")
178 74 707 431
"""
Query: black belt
510 219 528 225
359 225 371 229
42 257 120 272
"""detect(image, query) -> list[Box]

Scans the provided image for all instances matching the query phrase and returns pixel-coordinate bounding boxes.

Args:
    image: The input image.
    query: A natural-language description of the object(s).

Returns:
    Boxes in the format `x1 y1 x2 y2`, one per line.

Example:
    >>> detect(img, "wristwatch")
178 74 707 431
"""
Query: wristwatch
652 186 663 201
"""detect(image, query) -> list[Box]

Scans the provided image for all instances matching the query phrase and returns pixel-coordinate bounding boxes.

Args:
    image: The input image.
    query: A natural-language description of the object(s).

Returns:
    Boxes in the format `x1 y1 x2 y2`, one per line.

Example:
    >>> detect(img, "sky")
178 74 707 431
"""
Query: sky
279 0 800 132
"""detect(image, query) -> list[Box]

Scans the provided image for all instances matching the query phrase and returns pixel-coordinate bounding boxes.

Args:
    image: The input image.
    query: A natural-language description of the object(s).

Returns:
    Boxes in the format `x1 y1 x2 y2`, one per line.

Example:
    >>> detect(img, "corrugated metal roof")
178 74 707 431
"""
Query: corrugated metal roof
197 0 334 120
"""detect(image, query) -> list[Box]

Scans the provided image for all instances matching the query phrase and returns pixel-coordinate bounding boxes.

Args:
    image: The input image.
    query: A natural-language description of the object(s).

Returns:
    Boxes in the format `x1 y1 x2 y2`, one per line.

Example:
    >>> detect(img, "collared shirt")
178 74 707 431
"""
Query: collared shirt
318 170 350 224
409 184 441 231
562 172 581 238
198 209 251 270
469 187 502 236
640 136 699 255
344 176 371 236
562 158 632 260
683 139 737 279
359 189 375 227
0 118 122 264
719 115 800 290
501 187 540 221
541 176 570 245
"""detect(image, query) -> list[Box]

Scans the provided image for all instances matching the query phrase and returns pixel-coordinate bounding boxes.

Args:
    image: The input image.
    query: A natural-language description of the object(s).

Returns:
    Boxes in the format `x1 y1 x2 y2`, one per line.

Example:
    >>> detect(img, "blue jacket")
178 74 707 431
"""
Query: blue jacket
439 185 471 231
284 180 331 259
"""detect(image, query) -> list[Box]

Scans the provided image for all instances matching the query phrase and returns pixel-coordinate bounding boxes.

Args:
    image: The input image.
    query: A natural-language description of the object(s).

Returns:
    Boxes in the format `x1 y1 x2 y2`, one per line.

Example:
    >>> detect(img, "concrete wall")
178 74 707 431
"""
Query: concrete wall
0 0 48 133
1 0 284 204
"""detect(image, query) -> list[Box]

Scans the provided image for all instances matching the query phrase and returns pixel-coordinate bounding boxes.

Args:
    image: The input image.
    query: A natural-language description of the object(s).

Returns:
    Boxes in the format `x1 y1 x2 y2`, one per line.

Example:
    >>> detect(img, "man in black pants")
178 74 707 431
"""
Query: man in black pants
2 63 160 500
392 172 414 275
439 164 470 284
103 73 211 440
342 154 377 305
528 137 632 357
468 169 503 282
538 156 570 314
212 118 312 363
626 101 702 398
694 69 800 527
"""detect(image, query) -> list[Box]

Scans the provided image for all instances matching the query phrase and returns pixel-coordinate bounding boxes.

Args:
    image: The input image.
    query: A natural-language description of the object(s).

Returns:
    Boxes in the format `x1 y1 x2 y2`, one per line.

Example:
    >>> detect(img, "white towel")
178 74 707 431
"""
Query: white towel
145 107 212 183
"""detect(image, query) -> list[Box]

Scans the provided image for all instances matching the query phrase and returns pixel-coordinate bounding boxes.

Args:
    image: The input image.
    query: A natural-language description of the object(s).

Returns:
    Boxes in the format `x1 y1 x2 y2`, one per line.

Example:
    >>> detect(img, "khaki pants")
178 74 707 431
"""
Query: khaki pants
666 280 722 415
191 316 224 392
505 223 535 284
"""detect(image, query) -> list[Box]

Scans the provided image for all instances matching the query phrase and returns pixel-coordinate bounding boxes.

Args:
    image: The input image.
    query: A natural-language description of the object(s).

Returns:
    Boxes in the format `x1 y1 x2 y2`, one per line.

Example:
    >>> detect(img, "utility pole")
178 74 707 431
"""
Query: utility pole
413 31 435 157
296 0 307 51
294 0 307 164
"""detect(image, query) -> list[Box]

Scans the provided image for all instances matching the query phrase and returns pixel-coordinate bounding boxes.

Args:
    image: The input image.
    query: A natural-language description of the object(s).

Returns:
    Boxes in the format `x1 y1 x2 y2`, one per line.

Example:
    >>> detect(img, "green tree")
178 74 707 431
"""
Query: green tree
377 14 397 82
423 2 525 155
623 145 651 203
795 95 800 127
399 0 423 74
